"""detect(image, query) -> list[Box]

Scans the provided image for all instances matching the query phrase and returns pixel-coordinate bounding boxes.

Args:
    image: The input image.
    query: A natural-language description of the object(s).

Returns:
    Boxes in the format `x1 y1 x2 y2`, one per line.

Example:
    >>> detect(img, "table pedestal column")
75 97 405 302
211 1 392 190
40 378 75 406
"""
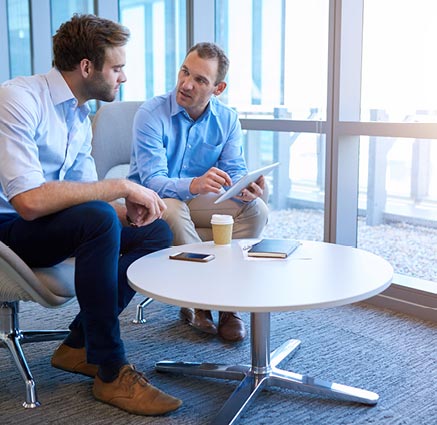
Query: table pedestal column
156 312 379 424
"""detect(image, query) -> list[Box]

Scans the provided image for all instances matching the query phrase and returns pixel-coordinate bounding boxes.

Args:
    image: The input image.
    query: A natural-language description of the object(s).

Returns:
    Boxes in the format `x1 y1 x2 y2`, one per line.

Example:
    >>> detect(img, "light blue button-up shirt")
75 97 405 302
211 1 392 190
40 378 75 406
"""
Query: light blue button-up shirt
128 89 247 201
0 68 97 214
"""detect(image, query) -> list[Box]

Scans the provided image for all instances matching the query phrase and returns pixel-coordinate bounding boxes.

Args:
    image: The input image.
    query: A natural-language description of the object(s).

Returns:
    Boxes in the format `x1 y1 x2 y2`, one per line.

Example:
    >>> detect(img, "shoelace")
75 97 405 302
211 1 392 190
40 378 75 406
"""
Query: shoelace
121 366 151 389
220 312 240 324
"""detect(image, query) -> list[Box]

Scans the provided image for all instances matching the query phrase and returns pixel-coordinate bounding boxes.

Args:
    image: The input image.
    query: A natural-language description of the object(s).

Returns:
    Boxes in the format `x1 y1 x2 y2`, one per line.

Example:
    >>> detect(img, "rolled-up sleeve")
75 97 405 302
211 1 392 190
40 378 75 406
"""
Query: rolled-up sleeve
0 85 46 201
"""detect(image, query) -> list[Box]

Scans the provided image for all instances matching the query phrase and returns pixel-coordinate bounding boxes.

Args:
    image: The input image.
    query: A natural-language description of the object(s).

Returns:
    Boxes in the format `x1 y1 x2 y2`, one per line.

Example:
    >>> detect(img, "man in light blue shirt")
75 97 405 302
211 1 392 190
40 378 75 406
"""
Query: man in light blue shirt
0 14 181 415
129 42 269 342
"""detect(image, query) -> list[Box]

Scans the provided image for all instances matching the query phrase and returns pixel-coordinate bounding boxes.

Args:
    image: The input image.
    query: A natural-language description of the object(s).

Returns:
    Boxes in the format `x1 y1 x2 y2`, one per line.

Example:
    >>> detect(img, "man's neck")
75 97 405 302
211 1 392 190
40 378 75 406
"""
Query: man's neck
60 70 87 106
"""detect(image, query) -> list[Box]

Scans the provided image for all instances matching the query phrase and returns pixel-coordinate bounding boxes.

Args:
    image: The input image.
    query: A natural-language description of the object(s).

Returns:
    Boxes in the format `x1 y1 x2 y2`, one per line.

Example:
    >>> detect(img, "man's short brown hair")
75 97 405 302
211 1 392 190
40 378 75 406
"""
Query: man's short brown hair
187 42 230 85
53 14 130 72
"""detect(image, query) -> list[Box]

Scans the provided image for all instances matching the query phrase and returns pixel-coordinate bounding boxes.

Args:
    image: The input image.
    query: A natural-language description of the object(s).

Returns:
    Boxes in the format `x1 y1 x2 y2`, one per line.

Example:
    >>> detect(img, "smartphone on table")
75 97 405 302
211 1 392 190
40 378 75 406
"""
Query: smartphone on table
169 252 215 263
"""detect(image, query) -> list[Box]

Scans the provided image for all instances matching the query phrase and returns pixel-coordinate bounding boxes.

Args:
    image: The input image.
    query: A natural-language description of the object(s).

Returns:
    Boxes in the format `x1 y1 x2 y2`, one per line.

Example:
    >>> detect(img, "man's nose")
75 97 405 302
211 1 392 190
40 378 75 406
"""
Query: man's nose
119 69 127 83
181 77 194 90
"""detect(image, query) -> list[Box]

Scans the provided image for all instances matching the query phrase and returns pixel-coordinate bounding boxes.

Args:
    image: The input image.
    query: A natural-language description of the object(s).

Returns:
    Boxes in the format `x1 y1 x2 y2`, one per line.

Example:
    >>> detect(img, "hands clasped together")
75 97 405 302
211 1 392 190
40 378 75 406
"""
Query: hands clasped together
125 182 167 227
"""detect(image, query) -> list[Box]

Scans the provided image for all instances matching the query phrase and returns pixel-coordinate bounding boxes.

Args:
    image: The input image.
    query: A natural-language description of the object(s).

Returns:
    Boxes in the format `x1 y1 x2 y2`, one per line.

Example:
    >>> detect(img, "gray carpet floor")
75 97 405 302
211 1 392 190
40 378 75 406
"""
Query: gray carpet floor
1 294 436 424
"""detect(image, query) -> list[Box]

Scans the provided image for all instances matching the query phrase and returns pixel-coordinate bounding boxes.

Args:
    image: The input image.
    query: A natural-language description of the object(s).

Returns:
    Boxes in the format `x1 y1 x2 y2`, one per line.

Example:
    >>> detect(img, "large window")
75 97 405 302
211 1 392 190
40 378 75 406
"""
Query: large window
214 0 437 304
51 0 94 34
358 136 437 283
215 0 329 121
120 0 186 100
357 2 437 287
214 0 328 245
6 0 31 77
361 0 437 123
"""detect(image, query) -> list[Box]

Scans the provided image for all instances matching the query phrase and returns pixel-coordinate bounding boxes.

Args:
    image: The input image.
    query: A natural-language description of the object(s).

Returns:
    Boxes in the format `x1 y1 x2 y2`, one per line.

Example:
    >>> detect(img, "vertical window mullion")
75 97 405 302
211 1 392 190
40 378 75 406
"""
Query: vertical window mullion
191 0 215 44
30 0 51 74
0 0 10 81
327 0 364 246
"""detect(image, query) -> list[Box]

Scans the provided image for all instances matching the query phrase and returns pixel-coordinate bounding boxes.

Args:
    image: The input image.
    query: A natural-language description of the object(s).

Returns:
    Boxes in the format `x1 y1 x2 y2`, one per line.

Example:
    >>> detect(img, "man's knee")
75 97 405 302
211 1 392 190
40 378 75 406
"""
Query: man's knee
162 198 200 245
256 198 269 224
78 200 118 222
162 198 190 224
146 218 173 247
234 198 269 239
72 201 120 237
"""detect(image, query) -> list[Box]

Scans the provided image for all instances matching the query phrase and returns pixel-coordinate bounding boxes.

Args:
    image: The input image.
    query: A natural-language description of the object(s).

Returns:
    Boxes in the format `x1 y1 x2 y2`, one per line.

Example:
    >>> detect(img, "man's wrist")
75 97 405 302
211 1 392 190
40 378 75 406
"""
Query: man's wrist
189 177 199 195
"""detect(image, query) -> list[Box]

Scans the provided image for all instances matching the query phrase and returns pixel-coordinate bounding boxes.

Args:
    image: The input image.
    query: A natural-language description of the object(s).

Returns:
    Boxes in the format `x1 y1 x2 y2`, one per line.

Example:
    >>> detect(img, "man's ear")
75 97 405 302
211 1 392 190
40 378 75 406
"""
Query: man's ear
79 59 93 77
214 81 227 96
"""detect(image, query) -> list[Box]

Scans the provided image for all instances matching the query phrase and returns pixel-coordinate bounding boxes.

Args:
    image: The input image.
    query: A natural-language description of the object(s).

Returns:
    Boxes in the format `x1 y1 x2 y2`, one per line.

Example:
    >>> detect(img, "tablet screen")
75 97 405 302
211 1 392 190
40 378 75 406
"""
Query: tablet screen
214 162 279 204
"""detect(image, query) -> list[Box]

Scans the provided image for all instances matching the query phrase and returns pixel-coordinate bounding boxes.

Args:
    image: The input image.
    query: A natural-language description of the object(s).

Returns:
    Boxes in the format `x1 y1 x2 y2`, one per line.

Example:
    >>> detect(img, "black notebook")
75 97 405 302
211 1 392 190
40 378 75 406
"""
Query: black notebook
247 238 301 258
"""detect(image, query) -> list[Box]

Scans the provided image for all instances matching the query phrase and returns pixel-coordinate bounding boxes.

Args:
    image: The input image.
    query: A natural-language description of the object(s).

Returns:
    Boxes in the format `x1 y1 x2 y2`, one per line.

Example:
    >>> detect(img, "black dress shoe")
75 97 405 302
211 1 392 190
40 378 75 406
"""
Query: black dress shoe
180 307 217 335
218 312 246 342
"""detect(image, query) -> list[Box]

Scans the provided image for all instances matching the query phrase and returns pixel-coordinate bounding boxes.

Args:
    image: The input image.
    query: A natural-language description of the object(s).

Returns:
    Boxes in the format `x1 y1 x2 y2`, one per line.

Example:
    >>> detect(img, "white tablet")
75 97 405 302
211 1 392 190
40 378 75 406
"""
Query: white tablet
214 162 280 204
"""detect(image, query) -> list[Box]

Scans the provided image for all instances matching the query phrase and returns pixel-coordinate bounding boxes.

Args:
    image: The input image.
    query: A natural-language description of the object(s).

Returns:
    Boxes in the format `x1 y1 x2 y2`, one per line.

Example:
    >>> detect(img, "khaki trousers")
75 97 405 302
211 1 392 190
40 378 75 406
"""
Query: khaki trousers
162 193 269 246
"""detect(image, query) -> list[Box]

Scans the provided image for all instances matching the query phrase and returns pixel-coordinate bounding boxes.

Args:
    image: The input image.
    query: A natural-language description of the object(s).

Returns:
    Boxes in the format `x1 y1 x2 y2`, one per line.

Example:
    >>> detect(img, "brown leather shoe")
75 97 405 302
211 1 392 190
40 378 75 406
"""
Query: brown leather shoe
93 365 182 415
51 343 98 377
180 307 217 335
218 312 246 342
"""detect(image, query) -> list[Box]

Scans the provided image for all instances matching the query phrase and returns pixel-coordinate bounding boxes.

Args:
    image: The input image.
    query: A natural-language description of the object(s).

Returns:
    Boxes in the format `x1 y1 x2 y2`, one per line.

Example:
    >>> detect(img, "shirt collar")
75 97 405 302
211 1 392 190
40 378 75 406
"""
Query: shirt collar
46 68 90 120
170 88 218 121
170 88 185 118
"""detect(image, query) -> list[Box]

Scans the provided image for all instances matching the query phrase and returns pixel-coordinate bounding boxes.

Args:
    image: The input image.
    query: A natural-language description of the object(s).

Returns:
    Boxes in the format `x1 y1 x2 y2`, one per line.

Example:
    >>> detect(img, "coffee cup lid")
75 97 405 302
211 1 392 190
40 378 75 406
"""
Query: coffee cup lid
210 214 234 224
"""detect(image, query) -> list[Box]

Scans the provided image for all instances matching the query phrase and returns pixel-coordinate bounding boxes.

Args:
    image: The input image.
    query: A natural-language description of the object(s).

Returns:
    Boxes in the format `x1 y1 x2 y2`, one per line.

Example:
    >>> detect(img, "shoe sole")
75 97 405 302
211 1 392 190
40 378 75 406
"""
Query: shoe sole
93 393 182 415
217 332 246 342
51 360 98 378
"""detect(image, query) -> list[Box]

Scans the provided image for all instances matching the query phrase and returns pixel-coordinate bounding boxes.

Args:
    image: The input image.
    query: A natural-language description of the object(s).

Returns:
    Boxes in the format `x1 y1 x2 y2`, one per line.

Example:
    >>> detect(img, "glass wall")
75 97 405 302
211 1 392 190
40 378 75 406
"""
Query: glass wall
358 136 437 283
215 0 329 121
4 0 95 79
246 130 325 242
361 0 437 123
215 0 437 290
214 0 328 245
353 1 437 284
7 0 31 78
51 0 94 34
119 0 186 100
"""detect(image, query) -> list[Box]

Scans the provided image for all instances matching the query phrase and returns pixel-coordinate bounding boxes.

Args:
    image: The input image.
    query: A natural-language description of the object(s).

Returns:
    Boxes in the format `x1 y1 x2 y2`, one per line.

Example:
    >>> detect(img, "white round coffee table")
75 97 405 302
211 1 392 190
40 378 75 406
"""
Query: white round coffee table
127 240 393 424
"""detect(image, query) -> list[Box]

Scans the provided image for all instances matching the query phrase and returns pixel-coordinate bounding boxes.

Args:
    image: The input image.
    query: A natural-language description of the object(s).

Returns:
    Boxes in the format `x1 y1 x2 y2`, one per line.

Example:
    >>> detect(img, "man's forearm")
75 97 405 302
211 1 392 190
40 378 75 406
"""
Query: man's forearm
11 179 130 221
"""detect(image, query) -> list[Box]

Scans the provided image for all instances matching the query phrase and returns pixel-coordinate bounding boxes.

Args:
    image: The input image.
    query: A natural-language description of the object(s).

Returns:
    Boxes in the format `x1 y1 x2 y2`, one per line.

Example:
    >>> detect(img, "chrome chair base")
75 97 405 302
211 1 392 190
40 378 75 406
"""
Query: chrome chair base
0 302 69 408
156 312 378 424
132 297 154 324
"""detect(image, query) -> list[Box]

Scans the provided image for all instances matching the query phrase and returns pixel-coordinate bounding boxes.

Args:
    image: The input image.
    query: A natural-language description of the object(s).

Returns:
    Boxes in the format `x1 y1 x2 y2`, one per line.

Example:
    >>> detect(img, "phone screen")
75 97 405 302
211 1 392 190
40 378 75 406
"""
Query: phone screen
169 252 215 262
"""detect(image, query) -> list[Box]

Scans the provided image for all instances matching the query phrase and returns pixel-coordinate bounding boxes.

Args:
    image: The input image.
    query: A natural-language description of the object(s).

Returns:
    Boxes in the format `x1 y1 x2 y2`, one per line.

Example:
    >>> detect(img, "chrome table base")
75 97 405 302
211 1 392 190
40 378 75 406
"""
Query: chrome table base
156 312 378 424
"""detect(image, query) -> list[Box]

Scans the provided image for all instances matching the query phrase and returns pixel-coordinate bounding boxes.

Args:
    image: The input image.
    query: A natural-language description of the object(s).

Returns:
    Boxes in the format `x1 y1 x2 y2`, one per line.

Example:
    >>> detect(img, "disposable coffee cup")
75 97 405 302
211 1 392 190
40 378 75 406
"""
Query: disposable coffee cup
210 214 234 245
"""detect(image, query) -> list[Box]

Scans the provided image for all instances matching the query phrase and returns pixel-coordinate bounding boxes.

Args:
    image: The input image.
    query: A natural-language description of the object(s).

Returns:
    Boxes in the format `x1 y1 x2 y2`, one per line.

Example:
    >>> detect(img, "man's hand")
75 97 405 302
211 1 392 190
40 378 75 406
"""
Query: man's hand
189 167 232 195
9 179 166 223
235 175 265 203
125 182 167 227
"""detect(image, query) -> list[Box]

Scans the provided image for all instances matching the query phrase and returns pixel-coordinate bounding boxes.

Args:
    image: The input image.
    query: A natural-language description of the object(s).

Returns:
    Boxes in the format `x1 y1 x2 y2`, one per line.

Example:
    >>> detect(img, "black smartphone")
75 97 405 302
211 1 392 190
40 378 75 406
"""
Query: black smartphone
169 252 215 263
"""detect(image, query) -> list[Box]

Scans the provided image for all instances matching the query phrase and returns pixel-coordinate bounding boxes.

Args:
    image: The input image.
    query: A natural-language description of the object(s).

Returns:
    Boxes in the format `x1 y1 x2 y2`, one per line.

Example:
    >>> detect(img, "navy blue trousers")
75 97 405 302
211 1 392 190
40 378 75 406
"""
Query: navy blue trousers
0 201 172 365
